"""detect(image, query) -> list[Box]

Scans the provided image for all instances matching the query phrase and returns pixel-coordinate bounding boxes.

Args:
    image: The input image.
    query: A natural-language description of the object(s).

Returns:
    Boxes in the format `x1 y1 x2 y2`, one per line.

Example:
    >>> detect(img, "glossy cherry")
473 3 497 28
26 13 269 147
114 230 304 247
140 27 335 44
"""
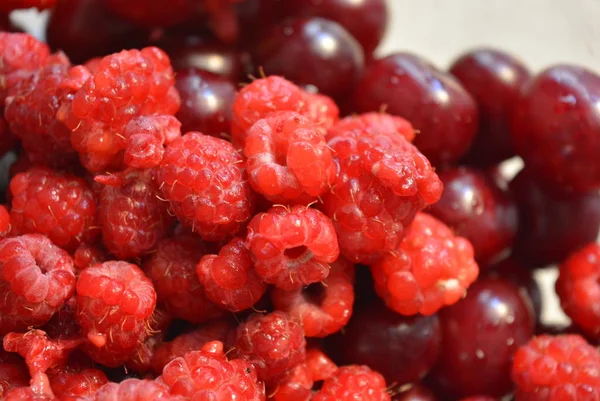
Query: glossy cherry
350 53 478 166
427 167 518 267
450 48 531 166
510 168 600 268
253 17 364 98
430 277 535 398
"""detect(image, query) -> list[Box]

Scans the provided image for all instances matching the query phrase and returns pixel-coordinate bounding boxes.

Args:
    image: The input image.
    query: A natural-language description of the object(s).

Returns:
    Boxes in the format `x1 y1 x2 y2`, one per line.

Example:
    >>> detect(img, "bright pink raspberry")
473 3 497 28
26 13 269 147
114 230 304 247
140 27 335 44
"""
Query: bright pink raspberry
371 212 479 316
244 111 336 203
48 367 108 400
122 115 182 169
144 235 224 324
246 205 339 291
157 132 254 241
272 259 355 337
312 365 390 401
10 166 99 251
326 112 416 143
76 261 157 367
0 234 75 334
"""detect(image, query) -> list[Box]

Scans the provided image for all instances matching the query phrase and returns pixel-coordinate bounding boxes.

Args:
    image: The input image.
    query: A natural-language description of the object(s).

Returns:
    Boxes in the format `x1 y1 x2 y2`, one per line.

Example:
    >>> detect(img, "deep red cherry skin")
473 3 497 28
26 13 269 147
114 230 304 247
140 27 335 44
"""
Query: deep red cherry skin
394 384 439 401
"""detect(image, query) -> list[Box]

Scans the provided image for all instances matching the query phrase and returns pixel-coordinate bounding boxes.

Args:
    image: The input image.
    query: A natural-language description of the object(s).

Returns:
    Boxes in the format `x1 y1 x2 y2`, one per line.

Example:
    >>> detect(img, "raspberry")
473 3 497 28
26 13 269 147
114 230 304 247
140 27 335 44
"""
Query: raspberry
0 362 29 398
157 341 266 400
556 243 600 339
76 261 157 367
271 258 355 337
73 244 109 271
0 204 10 236
371 212 479 316
512 335 600 399
3 373 55 401
196 237 267 312
84 379 176 401
272 362 312 401
323 117 443 264
235 311 306 385
42 297 80 340
326 112 416 143
306 348 338 382
157 132 254 241
312 365 390 401
9 167 99 251
48 367 108 400
244 111 336 203
57 47 180 173
122 115 182 169
0 234 76 334
303 93 340 132
125 333 163 375
0 0 56 12
246 205 339 291
97 168 175 259
144 235 225 324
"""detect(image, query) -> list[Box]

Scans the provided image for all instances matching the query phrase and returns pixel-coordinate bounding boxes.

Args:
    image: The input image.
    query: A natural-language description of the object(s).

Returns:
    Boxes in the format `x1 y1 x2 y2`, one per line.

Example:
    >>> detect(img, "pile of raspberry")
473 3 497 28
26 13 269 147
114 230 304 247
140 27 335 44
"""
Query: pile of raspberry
0 1 599 400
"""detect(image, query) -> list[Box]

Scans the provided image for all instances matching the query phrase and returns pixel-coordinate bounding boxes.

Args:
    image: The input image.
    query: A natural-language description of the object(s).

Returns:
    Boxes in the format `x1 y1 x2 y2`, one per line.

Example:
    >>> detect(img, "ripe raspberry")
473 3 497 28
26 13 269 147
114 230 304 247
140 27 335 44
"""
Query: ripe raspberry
272 362 312 401
3 372 55 401
10 167 99 251
84 379 176 401
97 168 175 259
145 234 224 324
272 259 355 337
0 0 56 11
246 205 339 291
0 234 75 334
244 111 336 203
0 204 10 237
312 365 390 401
303 93 340 132
371 213 479 315
0 362 29 398
57 47 180 173
158 340 266 400
327 112 416 143
48 367 108 400
157 132 254 241
125 333 163 375
323 117 443 264
76 261 157 367
73 244 109 271
122 115 182 169
235 311 306 385
556 243 600 339
512 335 600 399
306 348 338 382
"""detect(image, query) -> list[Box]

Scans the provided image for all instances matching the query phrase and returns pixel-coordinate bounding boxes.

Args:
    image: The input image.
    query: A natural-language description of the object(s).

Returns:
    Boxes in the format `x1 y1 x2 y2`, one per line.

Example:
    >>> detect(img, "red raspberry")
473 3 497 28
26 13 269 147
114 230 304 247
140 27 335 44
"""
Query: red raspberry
246 205 339 291
0 0 56 11
158 340 266 400
122 115 182 169
271 259 355 337
306 348 338 382
0 362 29 398
76 261 157 367
57 47 180 173
3 373 55 401
312 365 390 401
10 167 99 251
326 112 416 143
556 243 600 339
48 367 108 400
323 116 443 264
512 335 600 399
157 132 254 241
42 297 80 340
97 168 175 259
371 213 479 315
244 111 336 203
0 234 75 334
196 237 267 312
0 204 10 237
303 93 340 132
73 244 109 271
125 333 163 375
84 379 177 401
235 311 306 385
272 362 312 401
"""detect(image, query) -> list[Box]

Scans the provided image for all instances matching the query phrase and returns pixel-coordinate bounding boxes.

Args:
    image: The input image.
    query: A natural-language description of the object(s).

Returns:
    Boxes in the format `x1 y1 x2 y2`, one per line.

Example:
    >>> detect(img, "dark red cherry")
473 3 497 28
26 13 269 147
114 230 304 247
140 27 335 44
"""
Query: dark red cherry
450 49 531 167
428 167 517 267
510 64 600 193
235 0 288 47
325 300 441 386
350 53 478 166
253 17 364 98
394 384 438 401
174 68 237 139
430 277 535 398
510 168 600 268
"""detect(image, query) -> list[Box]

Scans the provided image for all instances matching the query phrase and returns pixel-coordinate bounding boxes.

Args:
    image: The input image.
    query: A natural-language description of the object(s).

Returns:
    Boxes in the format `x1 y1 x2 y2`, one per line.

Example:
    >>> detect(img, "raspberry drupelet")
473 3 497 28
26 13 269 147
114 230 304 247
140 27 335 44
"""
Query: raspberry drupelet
0 234 76 334
196 237 267 312
157 132 254 241
512 335 600 399
122 115 182 169
272 362 312 401
9 166 99 252
312 365 390 401
73 244 109 271
306 348 338 382
371 212 479 316
76 261 157 367
47 367 108 400
97 168 175 259
326 112 416 143
303 93 340 132
246 205 339 291
271 258 355 337
244 111 336 204
323 117 443 264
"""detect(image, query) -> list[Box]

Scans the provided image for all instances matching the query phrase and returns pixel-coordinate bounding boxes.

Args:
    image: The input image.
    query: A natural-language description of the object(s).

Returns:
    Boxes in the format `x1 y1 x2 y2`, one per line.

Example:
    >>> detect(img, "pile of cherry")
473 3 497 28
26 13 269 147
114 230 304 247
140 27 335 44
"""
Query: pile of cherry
0 0 599 400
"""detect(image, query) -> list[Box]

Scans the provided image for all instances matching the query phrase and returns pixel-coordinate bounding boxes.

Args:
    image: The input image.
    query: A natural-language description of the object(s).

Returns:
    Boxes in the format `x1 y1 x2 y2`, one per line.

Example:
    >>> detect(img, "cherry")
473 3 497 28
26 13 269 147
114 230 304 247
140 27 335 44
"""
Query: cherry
283 0 388 56
430 277 535 398
350 53 478 166
394 384 438 401
510 168 600 268
253 17 364 98
427 167 518 267
510 64 600 193
450 49 531 167
235 0 288 47
325 300 441 386
174 68 237 139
